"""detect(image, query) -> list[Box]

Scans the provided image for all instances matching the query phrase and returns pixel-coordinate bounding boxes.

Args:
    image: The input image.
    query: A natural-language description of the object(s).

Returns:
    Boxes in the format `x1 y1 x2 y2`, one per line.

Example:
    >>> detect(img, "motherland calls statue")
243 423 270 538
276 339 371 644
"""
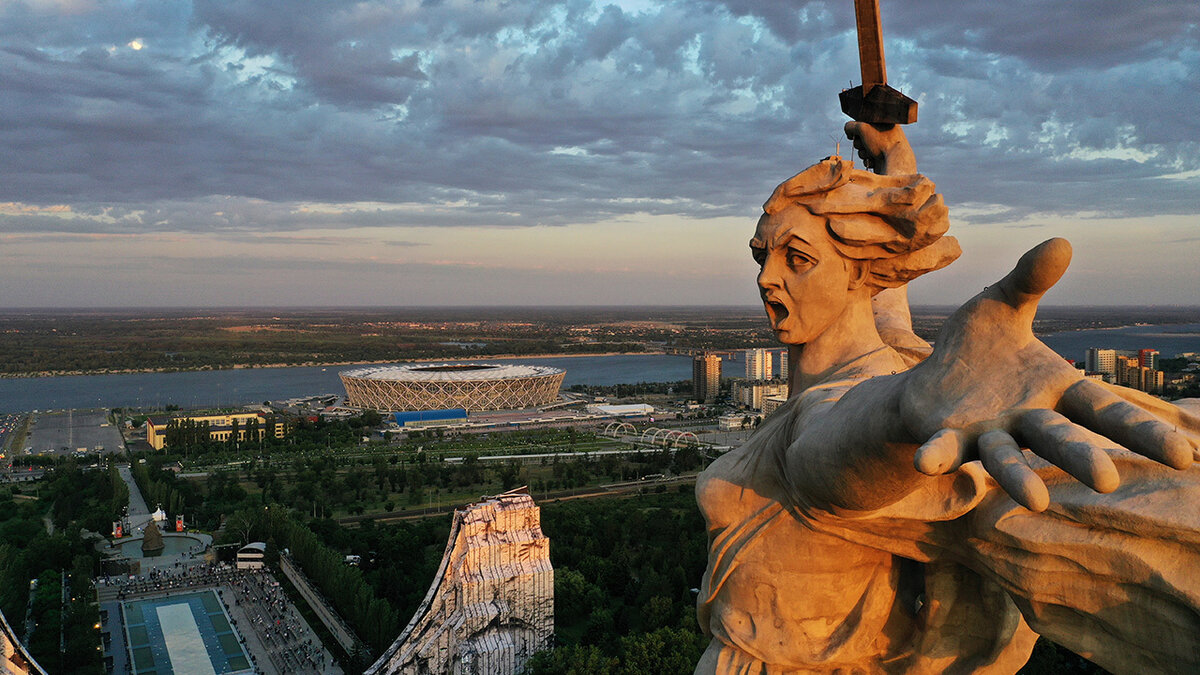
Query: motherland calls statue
692 120 1200 675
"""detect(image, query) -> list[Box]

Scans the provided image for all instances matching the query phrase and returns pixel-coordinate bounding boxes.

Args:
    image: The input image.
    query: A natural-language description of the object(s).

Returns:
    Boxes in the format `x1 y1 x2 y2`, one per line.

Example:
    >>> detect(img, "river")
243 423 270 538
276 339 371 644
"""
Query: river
1 322 1197 414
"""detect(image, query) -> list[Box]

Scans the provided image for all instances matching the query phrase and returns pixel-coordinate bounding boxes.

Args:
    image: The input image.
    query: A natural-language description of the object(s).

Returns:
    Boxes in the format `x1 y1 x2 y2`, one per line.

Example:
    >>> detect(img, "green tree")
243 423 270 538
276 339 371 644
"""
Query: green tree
526 644 616 675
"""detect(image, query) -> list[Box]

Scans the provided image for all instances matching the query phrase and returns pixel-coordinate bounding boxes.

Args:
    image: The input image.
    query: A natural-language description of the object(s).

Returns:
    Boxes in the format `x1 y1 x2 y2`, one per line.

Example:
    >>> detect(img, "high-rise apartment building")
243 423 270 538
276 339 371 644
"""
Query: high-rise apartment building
693 354 722 403
1086 348 1117 378
1116 355 1141 388
744 348 773 381
1139 349 1160 371
779 349 789 381
1115 353 1164 394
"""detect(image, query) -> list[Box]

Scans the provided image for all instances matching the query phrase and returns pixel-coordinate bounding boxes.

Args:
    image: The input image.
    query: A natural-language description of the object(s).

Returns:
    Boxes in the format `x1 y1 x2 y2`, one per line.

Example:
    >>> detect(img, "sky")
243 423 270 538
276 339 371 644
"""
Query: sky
1 0 1198 308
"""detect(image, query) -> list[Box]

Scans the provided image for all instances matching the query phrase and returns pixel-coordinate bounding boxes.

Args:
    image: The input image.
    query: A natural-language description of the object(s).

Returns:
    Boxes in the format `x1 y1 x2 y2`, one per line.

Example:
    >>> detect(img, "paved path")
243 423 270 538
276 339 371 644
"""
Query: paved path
118 464 153 534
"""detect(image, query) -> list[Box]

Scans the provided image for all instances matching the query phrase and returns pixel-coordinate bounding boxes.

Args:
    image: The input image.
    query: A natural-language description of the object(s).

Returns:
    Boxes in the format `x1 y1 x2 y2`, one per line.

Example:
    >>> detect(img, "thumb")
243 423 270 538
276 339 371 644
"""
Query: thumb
993 238 1072 309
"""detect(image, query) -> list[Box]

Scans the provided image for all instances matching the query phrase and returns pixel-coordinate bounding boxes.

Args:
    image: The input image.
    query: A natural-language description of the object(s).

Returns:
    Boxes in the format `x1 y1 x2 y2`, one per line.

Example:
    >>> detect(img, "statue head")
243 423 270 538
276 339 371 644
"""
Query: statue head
751 156 959 345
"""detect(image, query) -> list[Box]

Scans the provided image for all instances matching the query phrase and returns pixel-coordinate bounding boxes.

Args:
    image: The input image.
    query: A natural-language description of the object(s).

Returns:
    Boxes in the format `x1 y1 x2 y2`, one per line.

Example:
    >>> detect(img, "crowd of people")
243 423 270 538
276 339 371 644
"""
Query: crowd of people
227 569 335 674
99 560 339 674
98 560 243 601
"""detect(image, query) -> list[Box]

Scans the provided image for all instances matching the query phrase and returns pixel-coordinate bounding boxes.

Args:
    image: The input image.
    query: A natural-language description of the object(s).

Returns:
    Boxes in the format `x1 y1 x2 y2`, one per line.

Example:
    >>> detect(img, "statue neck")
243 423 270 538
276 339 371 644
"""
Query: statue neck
788 293 887 395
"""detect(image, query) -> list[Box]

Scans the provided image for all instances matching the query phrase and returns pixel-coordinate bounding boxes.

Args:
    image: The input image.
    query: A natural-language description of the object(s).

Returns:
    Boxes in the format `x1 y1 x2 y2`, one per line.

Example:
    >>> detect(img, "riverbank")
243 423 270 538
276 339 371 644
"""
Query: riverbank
0 353 699 414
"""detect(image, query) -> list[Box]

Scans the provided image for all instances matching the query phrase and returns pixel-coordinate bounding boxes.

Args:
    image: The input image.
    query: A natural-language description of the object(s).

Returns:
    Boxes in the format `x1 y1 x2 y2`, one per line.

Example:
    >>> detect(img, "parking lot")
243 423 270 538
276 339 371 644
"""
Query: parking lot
23 408 125 456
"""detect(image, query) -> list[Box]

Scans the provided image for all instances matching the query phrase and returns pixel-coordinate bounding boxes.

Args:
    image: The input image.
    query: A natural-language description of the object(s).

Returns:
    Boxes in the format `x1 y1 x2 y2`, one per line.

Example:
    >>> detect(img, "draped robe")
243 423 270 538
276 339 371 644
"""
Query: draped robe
695 348 1200 675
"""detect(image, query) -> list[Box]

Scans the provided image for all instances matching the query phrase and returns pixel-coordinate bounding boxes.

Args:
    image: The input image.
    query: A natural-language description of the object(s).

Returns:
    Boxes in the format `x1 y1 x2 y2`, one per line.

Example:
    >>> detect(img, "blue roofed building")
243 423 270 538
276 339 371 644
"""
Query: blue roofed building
392 408 469 428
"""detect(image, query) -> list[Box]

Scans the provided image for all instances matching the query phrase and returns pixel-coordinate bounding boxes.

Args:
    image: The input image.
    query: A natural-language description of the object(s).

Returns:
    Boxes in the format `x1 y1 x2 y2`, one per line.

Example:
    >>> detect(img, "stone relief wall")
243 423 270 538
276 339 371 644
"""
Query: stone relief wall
0 609 44 675
366 487 553 675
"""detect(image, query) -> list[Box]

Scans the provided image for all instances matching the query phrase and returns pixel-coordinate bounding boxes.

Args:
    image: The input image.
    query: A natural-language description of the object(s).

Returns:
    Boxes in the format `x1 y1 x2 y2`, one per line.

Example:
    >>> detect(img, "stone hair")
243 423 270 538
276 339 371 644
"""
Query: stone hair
761 156 960 290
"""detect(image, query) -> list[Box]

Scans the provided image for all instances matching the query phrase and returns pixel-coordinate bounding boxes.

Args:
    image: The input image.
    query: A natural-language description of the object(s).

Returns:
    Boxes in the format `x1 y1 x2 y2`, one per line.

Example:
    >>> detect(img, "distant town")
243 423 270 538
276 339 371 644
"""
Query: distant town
2 304 1199 378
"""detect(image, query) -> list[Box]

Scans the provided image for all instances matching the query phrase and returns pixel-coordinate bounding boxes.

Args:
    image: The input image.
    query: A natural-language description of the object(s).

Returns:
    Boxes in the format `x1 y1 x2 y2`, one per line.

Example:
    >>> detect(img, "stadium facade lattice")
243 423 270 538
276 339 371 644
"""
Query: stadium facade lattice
339 363 566 412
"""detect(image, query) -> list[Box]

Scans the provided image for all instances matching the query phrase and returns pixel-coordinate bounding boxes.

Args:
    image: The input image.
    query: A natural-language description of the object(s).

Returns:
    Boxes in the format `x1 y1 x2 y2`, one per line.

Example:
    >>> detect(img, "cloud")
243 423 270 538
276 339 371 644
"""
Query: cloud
0 0 1197 307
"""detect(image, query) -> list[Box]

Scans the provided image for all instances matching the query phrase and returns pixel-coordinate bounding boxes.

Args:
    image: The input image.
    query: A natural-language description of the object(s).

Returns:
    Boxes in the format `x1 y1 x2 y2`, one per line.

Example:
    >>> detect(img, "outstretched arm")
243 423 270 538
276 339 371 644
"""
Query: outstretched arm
788 239 1193 512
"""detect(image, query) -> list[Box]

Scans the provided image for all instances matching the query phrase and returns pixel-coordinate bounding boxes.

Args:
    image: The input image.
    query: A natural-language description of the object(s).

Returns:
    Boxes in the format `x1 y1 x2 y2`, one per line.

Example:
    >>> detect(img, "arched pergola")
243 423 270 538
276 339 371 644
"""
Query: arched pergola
640 427 663 444
604 421 636 437
673 430 699 447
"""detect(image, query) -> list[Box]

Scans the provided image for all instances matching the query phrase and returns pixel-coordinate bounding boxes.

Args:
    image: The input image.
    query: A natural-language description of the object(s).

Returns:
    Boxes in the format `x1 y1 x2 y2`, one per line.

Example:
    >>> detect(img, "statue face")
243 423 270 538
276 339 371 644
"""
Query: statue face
750 205 854 346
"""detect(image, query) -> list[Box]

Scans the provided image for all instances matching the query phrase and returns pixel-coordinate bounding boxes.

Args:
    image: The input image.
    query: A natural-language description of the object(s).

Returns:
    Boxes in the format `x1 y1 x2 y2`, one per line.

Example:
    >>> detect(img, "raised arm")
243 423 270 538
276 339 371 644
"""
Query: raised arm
845 122 930 367
844 121 916 175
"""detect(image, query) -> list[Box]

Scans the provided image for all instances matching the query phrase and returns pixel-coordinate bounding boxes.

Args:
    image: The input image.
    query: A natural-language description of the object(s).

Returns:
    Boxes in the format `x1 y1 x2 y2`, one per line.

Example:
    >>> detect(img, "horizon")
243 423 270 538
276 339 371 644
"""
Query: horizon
2 303 1200 314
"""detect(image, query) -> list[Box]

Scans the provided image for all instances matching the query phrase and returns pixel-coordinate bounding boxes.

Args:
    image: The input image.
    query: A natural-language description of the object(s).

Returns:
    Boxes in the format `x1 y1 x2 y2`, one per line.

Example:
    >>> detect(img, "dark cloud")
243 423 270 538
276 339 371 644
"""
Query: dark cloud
0 0 1196 240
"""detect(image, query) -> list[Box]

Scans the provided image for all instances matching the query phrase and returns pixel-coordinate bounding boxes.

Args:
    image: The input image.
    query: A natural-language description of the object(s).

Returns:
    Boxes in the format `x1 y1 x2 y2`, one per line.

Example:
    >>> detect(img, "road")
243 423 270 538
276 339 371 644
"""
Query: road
117 464 153 534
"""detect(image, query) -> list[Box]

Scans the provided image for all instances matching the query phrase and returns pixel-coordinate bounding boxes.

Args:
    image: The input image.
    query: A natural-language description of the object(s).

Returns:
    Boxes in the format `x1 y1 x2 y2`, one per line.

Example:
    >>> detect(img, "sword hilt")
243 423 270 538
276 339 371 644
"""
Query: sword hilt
841 0 917 125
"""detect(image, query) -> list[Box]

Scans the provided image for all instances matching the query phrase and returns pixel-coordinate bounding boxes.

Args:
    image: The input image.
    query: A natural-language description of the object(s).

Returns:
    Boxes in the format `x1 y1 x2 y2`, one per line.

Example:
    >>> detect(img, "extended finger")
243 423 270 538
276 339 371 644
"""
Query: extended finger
993 238 1072 309
1017 409 1119 493
1060 379 1193 470
979 430 1049 512
914 428 968 476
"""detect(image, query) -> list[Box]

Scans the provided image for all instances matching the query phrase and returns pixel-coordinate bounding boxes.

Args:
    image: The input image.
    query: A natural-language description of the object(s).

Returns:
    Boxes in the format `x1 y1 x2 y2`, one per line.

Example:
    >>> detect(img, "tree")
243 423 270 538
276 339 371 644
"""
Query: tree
498 461 521 491
526 645 616 675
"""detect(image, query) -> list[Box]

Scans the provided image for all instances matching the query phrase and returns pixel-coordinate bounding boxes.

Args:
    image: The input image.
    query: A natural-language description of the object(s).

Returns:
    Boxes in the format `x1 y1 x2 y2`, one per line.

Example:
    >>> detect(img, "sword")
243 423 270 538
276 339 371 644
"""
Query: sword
839 0 917 125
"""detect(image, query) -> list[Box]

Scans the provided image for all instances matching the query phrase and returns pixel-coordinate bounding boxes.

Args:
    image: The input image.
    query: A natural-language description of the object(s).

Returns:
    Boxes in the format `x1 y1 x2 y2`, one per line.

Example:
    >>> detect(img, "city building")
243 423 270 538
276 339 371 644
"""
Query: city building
693 354 722 403
744 348 773 381
1146 369 1165 394
586 403 655 417
1080 345 1167 395
1139 348 1160 371
732 380 788 411
236 542 267 570
1086 348 1118 379
1116 355 1164 394
392 408 469 428
718 413 758 430
779 349 789 381
762 394 789 417
145 411 287 450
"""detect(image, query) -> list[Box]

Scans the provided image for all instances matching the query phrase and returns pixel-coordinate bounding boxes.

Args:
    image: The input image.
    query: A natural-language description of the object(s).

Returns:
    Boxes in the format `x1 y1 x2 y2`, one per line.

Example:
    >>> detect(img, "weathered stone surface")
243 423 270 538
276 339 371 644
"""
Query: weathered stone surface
0 609 44 675
367 488 553 675
696 124 1200 674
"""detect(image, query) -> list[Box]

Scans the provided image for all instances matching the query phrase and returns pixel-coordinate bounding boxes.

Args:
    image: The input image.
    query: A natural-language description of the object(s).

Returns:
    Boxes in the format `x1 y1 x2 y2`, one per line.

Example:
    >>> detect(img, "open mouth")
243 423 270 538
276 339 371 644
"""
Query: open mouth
763 298 789 329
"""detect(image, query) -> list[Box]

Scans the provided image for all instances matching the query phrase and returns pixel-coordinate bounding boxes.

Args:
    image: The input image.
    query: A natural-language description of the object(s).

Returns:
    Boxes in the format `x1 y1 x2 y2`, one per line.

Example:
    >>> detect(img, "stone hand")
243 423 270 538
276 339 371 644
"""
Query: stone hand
843 121 917 175
900 238 1193 511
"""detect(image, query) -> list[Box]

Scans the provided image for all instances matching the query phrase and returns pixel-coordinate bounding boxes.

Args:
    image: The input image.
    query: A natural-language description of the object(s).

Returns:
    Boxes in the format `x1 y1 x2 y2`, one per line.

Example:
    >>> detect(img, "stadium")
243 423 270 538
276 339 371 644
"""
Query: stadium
339 363 566 412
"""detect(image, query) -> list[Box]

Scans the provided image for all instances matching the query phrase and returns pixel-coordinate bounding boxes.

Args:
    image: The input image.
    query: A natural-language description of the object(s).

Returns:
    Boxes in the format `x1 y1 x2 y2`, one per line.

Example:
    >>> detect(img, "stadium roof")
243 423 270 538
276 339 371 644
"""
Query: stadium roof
340 363 563 382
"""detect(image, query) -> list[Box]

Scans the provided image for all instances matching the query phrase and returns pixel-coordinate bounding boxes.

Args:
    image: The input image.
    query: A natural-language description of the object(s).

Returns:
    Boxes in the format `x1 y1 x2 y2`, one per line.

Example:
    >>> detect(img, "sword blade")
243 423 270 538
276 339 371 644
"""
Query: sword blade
853 0 887 88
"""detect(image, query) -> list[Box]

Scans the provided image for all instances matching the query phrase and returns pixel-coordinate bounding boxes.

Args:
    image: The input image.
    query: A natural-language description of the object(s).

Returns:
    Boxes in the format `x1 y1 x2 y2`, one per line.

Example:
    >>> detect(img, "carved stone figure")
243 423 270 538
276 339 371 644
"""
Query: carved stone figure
140 519 164 557
694 124 1200 674
366 488 553 675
